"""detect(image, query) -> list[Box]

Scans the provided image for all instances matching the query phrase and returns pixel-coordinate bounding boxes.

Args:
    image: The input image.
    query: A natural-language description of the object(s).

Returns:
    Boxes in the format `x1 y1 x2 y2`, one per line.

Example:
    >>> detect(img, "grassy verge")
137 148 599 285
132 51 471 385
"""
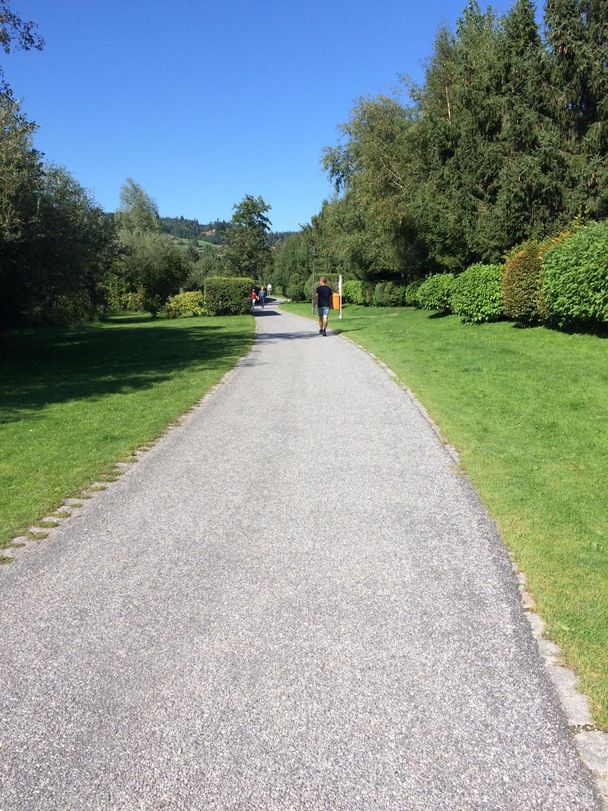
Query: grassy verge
0 313 254 549
283 301 608 728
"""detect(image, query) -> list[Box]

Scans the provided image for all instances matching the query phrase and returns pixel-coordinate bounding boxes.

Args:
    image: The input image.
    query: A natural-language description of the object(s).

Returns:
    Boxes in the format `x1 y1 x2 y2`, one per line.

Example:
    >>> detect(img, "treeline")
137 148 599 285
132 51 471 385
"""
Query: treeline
160 217 232 243
272 0 608 307
0 3 279 329
160 216 293 247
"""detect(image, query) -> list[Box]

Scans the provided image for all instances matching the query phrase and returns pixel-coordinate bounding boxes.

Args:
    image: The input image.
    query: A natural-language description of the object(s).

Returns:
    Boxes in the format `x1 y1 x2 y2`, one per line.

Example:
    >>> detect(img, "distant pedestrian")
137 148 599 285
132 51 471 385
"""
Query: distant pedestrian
267 283 272 297
259 287 266 308
314 276 332 336
251 288 258 308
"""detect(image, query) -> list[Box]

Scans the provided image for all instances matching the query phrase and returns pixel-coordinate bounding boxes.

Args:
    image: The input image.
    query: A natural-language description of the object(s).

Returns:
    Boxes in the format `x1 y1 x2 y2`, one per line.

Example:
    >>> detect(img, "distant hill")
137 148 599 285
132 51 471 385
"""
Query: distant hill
160 215 294 246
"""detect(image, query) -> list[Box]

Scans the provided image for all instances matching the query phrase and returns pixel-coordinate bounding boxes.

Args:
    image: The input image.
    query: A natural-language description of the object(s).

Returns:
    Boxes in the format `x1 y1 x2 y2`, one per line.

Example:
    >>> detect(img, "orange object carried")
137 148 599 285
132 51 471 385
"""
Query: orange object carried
332 292 340 310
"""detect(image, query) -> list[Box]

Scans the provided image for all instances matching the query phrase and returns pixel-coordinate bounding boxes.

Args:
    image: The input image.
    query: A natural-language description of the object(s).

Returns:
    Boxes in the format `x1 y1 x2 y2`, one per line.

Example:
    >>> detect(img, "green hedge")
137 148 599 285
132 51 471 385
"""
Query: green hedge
542 221 608 327
373 282 387 306
405 279 423 307
502 241 545 324
383 282 408 306
451 264 503 323
165 291 207 318
417 273 456 312
204 276 254 315
286 274 306 301
342 280 370 305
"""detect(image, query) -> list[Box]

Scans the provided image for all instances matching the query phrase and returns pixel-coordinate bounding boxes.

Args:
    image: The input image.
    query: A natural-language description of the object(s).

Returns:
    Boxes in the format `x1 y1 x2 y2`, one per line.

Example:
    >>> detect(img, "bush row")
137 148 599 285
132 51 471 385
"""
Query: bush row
162 277 254 318
405 221 608 327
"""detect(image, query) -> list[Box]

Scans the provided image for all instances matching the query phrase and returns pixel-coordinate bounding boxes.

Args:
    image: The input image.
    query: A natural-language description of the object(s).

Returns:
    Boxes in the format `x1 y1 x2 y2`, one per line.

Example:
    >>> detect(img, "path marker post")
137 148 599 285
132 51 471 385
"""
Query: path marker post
338 274 343 320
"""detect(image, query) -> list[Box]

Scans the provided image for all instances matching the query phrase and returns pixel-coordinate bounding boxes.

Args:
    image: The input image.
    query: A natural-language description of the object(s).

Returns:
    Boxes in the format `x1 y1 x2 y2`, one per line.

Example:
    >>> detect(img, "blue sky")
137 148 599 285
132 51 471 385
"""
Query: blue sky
4 0 516 231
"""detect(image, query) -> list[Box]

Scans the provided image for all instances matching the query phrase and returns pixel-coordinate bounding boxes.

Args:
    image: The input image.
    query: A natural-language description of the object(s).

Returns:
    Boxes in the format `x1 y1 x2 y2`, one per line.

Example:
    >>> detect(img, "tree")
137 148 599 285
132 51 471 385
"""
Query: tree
0 3 44 328
25 165 118 320
224 194 272 280
115 178 161 233
117 230 189 316
545 0 608 218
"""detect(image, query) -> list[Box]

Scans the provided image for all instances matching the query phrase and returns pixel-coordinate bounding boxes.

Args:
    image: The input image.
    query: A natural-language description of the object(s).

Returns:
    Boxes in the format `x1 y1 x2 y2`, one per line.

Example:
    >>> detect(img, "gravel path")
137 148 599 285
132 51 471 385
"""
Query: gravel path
0 303 601 810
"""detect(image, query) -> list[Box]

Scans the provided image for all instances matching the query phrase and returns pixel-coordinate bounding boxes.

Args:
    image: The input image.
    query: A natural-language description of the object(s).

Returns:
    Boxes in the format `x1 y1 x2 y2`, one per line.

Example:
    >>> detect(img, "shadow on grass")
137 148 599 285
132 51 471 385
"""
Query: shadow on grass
0 319 251 424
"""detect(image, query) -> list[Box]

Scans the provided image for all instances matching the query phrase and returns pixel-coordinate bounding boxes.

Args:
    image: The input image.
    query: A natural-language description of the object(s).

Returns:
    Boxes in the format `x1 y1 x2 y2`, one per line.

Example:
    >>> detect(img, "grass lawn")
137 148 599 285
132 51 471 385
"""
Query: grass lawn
0 313 254 551
284 301 608 729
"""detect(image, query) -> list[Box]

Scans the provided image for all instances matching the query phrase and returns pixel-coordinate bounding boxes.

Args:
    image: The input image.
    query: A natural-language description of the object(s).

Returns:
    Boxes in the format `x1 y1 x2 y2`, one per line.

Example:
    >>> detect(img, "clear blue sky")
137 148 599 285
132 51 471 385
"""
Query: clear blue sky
4 0 516 231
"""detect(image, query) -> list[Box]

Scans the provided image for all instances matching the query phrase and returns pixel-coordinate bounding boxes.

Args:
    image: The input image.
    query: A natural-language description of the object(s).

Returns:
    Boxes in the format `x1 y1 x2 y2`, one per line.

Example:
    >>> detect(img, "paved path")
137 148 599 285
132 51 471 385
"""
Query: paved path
0 304 601 810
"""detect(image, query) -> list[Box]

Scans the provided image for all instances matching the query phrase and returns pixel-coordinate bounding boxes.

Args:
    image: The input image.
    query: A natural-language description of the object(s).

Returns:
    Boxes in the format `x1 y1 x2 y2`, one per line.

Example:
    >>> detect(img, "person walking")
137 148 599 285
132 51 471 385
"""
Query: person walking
251 288 258 308
258 286 266 309
314 276 332 336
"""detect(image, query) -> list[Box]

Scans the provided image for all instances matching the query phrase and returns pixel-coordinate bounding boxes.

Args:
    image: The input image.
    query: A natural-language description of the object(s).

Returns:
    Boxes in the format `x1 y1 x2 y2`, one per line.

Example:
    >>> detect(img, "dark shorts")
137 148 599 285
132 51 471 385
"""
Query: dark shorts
318 306 329 318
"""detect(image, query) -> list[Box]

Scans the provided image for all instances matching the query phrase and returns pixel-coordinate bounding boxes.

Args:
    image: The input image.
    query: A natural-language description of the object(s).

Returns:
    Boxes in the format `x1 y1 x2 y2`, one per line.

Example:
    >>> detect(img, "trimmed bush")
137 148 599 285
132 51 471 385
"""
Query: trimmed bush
502 231 571 324
417 273 455 312
286 274 306 301
204 276 254 315
542 221 608 327
165 291 207 318
342 280 370 305
384 282 408 307
502 241 544 323
405 279 422 307
450 264 503 323
373 282 387 306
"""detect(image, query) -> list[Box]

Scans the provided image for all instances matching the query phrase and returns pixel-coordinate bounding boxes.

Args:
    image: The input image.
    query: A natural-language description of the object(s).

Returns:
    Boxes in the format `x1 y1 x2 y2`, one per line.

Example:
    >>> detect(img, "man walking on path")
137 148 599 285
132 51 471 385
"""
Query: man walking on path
314 276 332 336
259 286 266 309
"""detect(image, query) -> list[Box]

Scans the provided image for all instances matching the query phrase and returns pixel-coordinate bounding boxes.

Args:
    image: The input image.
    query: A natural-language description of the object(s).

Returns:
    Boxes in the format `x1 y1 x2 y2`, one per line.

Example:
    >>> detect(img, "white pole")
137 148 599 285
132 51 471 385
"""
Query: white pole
338 274 343 320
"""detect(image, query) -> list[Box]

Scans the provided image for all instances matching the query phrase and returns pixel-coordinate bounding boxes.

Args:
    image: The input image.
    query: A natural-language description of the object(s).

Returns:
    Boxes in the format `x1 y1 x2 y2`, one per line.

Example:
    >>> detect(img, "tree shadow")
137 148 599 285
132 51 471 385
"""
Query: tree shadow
0 318 251 424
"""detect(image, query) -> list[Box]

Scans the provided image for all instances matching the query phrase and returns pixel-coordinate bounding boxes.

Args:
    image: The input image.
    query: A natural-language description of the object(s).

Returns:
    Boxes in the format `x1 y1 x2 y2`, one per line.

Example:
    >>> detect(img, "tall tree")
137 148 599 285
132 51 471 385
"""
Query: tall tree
224 194 272 280
545 0 608 216
115 178 161 233
0 1 44 328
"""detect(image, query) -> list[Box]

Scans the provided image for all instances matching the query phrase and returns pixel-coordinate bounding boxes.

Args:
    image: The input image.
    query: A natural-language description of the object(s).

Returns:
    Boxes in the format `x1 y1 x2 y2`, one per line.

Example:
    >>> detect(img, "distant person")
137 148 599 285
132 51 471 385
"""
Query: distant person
251 288 258 308
259 286 266 308
267 283 272 297
314 276 332 336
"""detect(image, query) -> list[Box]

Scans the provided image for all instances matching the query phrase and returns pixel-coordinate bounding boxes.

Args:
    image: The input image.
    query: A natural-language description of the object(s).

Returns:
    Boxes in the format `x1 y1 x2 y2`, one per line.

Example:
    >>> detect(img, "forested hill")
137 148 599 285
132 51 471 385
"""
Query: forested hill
160 216 294 246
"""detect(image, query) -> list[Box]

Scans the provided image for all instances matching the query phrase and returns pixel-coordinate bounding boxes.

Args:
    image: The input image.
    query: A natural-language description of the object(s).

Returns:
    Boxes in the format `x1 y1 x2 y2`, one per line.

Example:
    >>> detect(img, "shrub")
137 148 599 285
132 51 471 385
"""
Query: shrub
286 274 306 301
502 241 544 323
37 290 94 325
502 231 571 324
450 264 503 323
542 221 608 327
384 282 408 307
417 273 456 312
107 286 146 313
373 282 387 306
204 276 254 315
342 280 369 305
405 279 422 307
165 291 207 318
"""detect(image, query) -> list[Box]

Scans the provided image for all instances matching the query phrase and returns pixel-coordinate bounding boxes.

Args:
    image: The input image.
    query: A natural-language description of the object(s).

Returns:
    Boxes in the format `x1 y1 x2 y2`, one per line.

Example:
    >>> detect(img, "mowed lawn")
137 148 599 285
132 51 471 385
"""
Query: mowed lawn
284 302 608 729
0 314 254 551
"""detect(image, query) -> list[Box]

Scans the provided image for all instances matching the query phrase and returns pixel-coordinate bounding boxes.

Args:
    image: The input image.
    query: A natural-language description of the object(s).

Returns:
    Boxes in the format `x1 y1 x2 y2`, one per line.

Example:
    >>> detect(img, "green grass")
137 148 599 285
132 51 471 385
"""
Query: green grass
284 301 608 728
0 313 254 547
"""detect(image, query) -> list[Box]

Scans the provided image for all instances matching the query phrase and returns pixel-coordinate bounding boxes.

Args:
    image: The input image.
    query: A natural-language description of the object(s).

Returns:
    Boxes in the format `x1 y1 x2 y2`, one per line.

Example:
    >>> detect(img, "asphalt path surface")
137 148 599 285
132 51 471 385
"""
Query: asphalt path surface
0 303 601 810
